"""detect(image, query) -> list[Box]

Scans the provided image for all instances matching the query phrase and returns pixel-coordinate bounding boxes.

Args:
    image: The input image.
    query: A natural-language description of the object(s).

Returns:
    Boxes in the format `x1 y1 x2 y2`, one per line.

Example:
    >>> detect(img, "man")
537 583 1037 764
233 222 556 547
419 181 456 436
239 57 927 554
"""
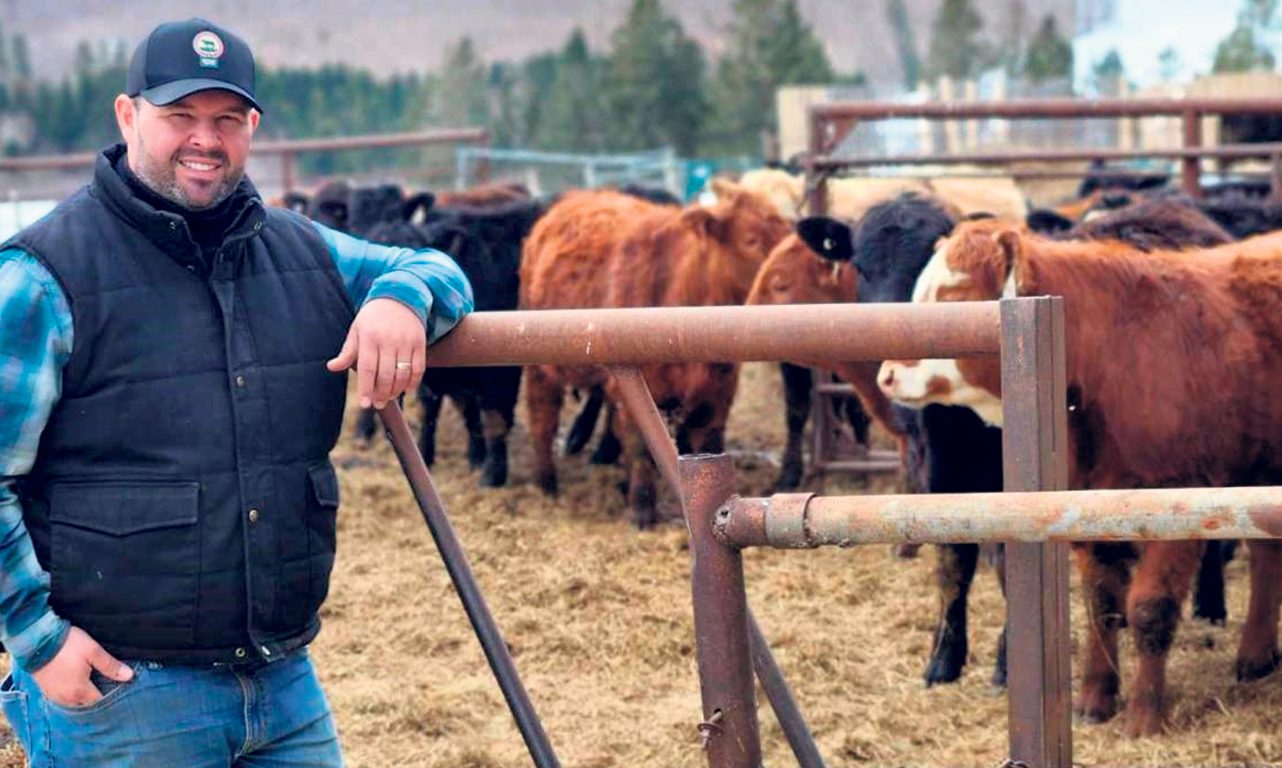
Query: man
0 18 473 766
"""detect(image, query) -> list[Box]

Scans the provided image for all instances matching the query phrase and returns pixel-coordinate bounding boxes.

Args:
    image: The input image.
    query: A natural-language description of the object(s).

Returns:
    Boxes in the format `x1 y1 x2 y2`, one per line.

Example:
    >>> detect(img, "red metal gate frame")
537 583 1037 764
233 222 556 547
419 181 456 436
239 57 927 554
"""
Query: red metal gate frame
802 96 1282 478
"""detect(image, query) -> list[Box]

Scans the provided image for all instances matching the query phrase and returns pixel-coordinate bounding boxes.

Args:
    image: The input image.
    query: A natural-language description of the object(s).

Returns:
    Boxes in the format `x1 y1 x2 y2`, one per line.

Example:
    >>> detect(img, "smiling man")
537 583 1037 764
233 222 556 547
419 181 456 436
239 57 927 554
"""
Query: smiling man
0 18 472 767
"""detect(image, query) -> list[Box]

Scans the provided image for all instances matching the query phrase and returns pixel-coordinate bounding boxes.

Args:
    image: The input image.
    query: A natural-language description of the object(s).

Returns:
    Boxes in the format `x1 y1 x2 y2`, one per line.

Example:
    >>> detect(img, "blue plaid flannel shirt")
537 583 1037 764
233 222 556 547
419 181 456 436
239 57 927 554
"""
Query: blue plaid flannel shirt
0 221 473 672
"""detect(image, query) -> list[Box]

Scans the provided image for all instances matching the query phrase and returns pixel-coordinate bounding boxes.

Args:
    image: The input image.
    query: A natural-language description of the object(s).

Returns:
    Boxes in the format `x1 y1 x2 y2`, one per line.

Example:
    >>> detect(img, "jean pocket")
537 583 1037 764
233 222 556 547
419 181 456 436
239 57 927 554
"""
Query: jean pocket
45 662 143 718
1 672 29 748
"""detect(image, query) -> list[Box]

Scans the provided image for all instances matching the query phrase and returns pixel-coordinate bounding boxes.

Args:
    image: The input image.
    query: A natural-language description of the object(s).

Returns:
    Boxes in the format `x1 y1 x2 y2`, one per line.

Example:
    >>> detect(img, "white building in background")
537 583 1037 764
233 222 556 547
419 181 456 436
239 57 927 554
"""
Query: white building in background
1072 1 1262 93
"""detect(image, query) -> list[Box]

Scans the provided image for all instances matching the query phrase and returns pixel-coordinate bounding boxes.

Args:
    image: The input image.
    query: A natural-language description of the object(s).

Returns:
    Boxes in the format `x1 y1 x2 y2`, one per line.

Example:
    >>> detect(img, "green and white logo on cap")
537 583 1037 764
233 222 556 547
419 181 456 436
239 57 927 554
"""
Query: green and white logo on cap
193 30 225 69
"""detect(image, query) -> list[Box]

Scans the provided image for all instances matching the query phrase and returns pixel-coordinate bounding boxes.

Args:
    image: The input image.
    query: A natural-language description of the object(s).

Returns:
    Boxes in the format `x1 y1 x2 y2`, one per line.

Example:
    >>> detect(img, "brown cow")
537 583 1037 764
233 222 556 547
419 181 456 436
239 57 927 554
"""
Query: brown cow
521 180 791 527
435 181 532 208
878 219 1282 736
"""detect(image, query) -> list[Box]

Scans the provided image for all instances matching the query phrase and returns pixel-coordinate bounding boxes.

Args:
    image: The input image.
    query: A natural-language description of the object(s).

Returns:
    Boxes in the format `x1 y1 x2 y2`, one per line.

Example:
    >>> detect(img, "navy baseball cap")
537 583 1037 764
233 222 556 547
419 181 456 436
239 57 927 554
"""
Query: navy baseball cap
126 18 262 113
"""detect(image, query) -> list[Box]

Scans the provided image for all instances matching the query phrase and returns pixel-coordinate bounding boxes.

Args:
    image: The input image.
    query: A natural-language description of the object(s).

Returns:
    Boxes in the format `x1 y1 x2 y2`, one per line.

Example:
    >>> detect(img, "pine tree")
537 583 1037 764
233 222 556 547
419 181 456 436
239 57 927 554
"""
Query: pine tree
885 0 921 90
434 37 490 129
602 0 707 155
1023 14 1072 83
996 0 1027 77
710 0 833 155
925 0 987 81
1091 48 1125 94
1213 0 1278 73
12 34 31 80
534 29 605 151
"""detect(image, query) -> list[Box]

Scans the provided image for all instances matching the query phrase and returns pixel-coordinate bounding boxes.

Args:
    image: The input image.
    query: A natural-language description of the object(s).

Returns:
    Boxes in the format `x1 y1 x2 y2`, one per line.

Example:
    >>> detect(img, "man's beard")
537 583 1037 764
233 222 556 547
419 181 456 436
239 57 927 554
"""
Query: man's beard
133 132 243 210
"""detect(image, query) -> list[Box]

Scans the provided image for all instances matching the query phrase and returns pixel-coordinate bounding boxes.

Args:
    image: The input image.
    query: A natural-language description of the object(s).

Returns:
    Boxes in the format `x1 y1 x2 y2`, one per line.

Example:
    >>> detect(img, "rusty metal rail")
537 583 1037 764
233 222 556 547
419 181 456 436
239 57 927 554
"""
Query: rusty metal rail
716 486 1282 548
428 303 999 368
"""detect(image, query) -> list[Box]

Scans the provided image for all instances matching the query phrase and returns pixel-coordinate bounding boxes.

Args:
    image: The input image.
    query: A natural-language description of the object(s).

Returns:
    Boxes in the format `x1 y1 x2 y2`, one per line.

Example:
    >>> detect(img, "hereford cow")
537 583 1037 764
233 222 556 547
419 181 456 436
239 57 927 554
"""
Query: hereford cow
521 181 790 527
877 220 1282 736
797 194 1241 689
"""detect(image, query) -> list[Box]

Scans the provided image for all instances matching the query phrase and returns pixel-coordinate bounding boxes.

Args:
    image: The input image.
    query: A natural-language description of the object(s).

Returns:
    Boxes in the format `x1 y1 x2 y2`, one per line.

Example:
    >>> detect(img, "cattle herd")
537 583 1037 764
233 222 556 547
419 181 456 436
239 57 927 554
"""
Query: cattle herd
277 165 1282 740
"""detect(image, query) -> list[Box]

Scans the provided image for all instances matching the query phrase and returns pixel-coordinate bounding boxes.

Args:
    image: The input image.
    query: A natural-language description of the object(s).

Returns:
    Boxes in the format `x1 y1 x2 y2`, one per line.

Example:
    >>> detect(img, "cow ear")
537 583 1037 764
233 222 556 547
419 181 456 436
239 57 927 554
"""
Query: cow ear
282 192 310 213
680 207 723 239
403 192 435 224
709 178 741 201
317 199 349 227
994 229 1029 292
796 216 853 262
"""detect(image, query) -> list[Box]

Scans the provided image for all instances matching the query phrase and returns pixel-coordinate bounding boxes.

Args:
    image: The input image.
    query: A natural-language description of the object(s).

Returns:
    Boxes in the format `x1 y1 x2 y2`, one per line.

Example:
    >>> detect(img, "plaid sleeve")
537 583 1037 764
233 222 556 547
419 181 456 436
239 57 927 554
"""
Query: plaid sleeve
0 248 73 672
311 222 474 344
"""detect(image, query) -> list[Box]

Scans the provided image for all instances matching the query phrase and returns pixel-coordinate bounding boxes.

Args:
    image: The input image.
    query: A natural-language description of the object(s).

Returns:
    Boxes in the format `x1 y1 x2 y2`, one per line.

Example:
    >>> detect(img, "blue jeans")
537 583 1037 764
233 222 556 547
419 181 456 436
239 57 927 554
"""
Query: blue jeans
1 648 342 767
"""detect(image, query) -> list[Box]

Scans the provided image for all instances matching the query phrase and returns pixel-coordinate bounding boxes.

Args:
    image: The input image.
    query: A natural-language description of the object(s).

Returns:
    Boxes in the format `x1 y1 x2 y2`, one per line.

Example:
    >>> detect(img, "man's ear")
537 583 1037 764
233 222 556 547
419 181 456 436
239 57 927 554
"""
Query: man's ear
248 108 261 132
114 94 137 141
796 216 853 262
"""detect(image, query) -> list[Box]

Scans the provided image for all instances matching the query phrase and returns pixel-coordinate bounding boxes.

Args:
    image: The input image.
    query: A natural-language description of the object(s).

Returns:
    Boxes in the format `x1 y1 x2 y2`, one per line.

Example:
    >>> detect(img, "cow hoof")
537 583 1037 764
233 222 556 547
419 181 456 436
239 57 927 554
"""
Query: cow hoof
535 470 558 496
773 461 804 491
1124 705 1167 738
590 435 622 466
467 436 487 470
990 659 1008 690
923 648 966 687
1193 601 1227 626
480 459 508 488
1236 650 1281 682
1073 695 1119 725
893 543 922 559
632 508 659 530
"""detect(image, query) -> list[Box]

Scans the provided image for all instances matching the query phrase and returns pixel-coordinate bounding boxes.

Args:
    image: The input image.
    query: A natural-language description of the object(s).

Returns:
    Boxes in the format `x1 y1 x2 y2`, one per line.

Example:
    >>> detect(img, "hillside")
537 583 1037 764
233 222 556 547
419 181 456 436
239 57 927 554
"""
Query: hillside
3 0 1075 95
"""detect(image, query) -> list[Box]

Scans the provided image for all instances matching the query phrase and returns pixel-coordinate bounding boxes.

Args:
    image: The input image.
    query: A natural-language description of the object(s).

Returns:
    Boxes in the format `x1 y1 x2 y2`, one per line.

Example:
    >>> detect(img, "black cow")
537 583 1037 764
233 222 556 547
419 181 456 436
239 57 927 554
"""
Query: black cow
356 198 542 487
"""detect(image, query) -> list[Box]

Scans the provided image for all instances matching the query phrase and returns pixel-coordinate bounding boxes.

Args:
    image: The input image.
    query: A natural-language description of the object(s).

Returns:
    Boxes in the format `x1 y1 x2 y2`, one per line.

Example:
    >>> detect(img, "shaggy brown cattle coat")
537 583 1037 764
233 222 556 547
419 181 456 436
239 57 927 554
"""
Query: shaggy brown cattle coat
880 220 1282 736
520 182 791 527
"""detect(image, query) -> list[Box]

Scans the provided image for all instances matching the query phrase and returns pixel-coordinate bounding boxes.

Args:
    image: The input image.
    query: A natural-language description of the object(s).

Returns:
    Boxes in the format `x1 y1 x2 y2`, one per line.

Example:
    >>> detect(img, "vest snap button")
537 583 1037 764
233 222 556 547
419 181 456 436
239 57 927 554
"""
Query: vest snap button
235 375 246 388
168 221 177 230
248 508 260 524
234 647 247 659
261 646 271 656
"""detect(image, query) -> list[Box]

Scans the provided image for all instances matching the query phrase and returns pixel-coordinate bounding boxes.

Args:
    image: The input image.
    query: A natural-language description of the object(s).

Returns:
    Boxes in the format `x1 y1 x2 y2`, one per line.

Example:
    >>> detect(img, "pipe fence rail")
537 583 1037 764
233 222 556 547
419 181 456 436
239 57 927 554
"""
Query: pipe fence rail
389 299 1277 768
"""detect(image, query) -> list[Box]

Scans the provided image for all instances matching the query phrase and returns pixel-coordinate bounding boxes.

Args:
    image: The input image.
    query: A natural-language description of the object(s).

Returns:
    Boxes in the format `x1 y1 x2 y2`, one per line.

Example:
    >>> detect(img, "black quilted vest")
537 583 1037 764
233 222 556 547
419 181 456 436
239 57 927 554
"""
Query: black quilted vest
6 145 354 664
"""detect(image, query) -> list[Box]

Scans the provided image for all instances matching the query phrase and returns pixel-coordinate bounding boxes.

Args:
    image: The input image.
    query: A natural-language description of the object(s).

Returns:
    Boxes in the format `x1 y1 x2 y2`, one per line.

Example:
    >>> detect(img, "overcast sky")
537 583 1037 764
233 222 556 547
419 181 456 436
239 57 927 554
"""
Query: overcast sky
1073 1 1265 91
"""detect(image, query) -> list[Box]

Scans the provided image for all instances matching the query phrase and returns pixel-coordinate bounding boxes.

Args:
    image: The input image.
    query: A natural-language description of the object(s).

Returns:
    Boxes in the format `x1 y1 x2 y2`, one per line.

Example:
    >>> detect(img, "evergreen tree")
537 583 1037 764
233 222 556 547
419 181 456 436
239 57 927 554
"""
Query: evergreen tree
12 34 31 80
925 0 987 81
1090 48 1125 94
885 0 921 90
433 37 490 128
1022 14 1072 83
1214 0 1278 73
603 0 707 155
710 0 833 155
996 0 1027 77
534 29 604 151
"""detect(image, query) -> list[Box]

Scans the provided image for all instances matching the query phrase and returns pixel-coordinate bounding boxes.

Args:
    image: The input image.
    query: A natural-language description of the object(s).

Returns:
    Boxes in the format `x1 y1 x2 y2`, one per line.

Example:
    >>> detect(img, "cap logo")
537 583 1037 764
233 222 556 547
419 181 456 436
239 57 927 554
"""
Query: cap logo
193 31 225 69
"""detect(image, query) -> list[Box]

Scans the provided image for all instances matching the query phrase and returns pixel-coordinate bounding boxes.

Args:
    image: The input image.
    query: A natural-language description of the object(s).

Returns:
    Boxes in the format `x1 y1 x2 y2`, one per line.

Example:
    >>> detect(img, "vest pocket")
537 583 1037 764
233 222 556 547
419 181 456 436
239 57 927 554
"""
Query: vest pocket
306 463 339 612
48 482 201 646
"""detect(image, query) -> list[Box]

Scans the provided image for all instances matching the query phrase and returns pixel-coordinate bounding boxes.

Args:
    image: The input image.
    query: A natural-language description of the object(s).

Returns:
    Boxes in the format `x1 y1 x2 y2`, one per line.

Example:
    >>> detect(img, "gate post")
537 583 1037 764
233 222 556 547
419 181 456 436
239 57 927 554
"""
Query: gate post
1000 297 1071 768
681 454 762 768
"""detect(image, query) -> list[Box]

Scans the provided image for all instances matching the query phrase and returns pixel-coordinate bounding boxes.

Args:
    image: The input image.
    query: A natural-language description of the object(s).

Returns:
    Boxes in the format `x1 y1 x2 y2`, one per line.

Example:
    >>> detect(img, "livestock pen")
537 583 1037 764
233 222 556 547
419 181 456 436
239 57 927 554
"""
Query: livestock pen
800 96 1282 477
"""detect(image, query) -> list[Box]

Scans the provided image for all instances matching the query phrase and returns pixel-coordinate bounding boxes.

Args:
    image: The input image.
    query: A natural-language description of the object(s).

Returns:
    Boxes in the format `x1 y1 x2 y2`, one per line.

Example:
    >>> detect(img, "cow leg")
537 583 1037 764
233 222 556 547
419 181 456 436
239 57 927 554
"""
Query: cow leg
590 403 623 465
1236 539 1282 682
478 367 520 488
1193 540 1230 625
991 542 1008 689
353 406 379 448
525 365 564 495
416 387 445 467
458 394 487 470
564 386 604 456
924 543 978 686
1125 540 1201 737
1074 542 1136 725
776 363 811 491
612 405 659 529
841 393 872 448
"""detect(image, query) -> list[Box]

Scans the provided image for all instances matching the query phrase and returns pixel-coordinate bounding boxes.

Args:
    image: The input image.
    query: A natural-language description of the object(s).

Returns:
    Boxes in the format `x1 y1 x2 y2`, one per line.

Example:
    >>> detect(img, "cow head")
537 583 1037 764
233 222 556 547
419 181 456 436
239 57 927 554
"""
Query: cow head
876 219 1028 426
745 232 856 306
736 168 804 220
680 180 793 299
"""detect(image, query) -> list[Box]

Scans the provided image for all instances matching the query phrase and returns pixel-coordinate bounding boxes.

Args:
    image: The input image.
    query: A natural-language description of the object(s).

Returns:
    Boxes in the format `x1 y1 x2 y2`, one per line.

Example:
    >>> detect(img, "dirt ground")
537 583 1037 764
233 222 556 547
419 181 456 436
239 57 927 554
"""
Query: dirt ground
2 362 1280 767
